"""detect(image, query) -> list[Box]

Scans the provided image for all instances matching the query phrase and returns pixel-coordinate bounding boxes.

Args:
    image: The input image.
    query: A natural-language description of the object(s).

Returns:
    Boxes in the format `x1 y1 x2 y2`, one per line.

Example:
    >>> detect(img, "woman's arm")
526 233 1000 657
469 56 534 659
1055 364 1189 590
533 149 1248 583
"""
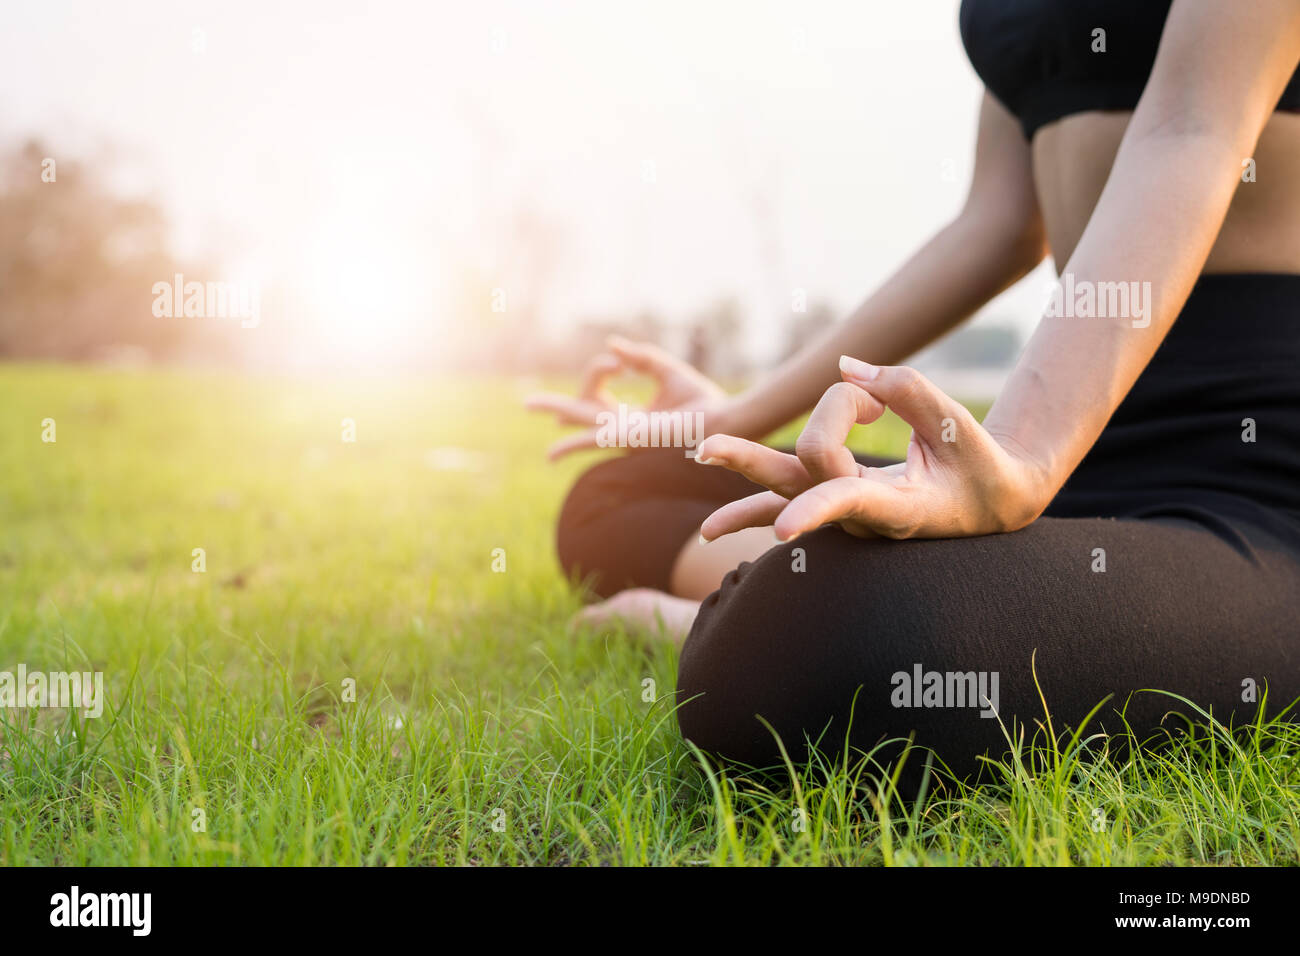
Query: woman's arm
531 94 1044 457
717 92 1048 440
982 0 1300 499
696 0 1300 543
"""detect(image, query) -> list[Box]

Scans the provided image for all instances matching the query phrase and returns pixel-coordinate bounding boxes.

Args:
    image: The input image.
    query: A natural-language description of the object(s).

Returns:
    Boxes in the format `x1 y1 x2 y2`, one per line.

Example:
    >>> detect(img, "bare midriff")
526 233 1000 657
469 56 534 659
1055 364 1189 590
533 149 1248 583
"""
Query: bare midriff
1032 110 1300 273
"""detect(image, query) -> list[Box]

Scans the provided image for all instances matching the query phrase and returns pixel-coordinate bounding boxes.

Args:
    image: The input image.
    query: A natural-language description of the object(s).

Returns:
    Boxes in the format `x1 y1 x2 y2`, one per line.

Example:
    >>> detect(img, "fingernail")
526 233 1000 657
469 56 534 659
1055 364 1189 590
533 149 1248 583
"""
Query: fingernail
839 355 879 381
694 455 718 466
778 529 801 543
698 534 710 546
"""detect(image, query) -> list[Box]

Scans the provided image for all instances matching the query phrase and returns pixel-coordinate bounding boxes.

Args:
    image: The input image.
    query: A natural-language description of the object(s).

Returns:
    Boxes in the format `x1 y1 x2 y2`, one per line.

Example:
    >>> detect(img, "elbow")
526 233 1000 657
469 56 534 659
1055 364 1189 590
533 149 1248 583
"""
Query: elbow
1007 223 1050 277
956 202 1050 279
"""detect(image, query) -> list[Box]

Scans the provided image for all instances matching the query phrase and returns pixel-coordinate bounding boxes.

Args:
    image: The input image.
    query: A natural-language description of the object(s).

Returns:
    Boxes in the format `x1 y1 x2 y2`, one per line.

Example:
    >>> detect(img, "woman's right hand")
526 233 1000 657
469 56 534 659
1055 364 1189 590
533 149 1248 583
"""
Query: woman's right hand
526 336 733 461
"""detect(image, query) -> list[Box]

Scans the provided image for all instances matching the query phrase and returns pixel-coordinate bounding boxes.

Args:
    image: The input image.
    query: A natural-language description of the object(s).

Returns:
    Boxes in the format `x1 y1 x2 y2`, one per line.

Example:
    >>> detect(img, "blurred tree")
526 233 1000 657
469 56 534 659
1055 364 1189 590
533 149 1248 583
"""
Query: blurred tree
0 138 231 361
494 203 565 371
686 297 745 379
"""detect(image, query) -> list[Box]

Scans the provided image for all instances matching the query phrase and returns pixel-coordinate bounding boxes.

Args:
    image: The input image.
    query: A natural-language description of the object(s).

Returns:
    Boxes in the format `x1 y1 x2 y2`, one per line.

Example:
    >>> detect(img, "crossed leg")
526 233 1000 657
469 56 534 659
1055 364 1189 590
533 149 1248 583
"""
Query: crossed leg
557 449 1300 782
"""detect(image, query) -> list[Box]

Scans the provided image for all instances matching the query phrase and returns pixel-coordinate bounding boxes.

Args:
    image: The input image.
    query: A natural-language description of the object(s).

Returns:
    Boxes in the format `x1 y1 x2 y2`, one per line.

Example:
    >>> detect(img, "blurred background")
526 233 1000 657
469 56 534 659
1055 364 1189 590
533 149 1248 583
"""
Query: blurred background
0 0 1058 397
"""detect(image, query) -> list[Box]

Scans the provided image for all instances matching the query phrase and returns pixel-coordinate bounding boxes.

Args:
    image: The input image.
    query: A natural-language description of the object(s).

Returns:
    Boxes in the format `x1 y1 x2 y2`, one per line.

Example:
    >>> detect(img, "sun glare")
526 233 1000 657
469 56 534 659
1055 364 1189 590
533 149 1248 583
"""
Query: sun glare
303 223 433 362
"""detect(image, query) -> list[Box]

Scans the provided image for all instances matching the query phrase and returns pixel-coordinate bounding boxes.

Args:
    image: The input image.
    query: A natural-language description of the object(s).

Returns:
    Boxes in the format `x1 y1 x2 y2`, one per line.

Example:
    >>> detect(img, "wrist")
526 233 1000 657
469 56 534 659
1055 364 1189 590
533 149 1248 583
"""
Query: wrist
1008 439 1060 528
987 429 1061 529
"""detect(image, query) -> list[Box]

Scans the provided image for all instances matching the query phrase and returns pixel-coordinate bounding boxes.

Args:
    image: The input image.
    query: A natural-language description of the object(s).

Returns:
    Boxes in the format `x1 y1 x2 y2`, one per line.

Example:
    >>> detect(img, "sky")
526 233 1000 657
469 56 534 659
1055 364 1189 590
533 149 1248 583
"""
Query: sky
0 0 1058 366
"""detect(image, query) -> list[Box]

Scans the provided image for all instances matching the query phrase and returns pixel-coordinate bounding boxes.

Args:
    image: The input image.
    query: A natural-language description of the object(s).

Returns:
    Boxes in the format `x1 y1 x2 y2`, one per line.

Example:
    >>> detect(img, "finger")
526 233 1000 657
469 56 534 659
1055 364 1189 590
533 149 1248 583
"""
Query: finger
525 392 609 427
795 381 887 484
695 433 812 498
775 475 913 541
579 353 623 400
700 491 788 541
546 429 603 461
838 356 971 451
606 336 681 380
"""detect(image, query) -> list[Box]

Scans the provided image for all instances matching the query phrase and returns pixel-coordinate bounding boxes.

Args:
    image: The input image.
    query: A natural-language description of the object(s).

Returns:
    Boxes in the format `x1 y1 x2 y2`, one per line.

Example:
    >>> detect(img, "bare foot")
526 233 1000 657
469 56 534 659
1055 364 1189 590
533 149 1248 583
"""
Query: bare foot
573 588 699 645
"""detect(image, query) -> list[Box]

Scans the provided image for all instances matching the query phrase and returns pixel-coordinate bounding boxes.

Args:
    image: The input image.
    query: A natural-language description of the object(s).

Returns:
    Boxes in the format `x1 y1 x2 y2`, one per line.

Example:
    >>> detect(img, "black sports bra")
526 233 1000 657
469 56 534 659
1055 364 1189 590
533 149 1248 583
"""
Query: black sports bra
960 0 1300 139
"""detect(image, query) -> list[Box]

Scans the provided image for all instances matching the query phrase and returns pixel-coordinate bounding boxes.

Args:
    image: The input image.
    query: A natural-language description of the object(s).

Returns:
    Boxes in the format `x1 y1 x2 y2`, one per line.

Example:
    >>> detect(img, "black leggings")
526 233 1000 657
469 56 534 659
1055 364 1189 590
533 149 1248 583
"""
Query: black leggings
556 275 1300 783
557 448 1300 783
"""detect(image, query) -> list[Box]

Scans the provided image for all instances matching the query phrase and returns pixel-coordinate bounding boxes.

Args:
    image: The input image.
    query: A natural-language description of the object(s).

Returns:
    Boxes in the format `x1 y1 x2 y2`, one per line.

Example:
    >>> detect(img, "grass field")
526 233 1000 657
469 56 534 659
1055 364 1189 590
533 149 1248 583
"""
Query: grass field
1 364 1297 866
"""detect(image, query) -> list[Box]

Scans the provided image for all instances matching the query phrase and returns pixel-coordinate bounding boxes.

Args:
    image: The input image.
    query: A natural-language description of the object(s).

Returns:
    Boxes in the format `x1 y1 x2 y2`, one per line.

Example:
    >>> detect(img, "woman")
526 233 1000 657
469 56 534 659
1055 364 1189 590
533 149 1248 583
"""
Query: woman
529 0 1300 782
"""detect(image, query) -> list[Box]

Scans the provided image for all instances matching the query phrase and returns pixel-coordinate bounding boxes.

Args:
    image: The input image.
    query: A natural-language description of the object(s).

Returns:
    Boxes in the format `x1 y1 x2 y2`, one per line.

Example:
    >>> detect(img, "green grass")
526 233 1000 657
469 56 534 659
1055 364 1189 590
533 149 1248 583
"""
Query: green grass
1 364 1297 866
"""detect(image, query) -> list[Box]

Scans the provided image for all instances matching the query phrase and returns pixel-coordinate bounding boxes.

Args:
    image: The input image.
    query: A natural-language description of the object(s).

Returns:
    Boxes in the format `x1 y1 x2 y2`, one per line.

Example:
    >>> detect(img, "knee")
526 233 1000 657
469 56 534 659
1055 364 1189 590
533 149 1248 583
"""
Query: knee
556 449 712 599
556 451 692 598
555 456 632 596
675 529 905 767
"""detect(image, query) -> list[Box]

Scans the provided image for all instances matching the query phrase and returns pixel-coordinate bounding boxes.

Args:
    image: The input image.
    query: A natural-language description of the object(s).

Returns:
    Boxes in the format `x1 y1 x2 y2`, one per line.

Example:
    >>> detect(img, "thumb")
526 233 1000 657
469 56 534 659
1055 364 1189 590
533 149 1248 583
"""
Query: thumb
838 356 969 450
606 337 679 380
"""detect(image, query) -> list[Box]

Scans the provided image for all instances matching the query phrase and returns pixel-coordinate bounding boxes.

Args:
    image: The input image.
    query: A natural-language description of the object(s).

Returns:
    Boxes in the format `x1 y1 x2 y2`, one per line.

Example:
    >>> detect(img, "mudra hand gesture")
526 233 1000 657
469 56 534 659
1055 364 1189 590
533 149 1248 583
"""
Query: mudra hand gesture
697 356 1050 543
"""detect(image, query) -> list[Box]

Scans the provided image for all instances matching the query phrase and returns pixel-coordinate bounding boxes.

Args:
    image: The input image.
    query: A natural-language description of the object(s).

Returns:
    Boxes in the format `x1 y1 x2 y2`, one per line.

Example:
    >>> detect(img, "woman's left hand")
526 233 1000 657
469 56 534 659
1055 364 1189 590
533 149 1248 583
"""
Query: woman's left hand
697 356 1053 542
